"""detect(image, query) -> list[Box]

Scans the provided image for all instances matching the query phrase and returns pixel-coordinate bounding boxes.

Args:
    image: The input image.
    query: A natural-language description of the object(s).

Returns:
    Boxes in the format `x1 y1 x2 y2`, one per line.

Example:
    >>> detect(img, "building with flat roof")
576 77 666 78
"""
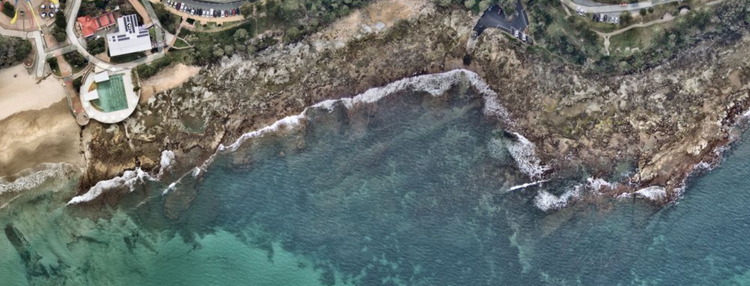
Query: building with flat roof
107 14 153 57
76 13 116 38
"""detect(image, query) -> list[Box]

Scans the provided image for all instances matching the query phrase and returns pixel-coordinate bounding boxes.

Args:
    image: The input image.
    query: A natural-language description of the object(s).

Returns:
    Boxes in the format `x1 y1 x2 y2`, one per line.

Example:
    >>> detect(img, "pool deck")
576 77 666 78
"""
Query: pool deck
80 69 139 124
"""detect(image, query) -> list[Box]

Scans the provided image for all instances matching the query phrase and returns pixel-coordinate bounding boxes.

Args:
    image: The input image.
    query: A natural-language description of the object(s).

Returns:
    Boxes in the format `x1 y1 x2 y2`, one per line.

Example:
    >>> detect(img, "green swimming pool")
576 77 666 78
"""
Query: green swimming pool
92 74 128 112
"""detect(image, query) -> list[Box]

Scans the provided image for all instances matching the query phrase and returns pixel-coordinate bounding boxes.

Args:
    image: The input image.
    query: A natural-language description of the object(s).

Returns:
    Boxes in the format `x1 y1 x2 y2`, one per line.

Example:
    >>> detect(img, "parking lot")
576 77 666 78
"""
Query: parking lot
162 0 244 18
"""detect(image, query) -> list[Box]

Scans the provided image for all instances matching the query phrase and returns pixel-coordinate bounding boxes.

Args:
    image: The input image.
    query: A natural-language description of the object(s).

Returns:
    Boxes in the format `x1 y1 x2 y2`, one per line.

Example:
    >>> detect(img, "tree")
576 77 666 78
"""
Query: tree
620 12 633 26
240 2 253 18
55 11 66 28
283 26 302 42
2 2 14 18
72 77 82 91
436 0 451 7
478 0 491 12
47 57 59 72
53 27 67 43
497 0 515 16
639 9 647 16
224 45 234 55
87 38 106 55
464 0 476 9
213 47 225 58
233 28 248 42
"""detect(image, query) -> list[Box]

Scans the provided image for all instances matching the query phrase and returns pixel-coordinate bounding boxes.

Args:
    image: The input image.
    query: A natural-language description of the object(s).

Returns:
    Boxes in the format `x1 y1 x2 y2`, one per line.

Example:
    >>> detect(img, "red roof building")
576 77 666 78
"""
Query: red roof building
76 13 116 38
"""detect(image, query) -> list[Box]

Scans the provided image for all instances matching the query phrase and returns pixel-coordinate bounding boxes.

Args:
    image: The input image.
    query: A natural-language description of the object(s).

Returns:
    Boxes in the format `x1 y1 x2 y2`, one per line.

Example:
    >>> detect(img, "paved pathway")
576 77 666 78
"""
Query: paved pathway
562 0 680 14
596 13 675 55
0 23 46 77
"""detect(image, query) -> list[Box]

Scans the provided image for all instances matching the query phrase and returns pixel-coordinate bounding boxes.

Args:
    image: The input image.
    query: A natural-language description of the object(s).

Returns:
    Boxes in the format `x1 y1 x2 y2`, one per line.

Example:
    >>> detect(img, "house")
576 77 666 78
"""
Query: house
106 14 153 57
76 13 116 38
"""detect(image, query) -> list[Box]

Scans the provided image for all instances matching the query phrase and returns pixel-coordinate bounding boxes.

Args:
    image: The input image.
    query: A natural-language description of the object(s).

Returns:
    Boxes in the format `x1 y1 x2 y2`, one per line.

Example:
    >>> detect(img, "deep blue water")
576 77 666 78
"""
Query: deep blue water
2 87 750 285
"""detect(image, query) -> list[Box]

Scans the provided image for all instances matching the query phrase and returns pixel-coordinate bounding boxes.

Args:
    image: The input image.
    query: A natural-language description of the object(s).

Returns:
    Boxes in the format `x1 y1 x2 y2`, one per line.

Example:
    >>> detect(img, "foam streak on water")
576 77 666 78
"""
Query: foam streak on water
67 150 176 205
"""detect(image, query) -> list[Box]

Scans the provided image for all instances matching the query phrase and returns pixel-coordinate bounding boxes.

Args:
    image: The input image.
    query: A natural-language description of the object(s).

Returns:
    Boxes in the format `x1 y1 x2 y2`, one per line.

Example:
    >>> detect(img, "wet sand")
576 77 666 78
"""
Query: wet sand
0 100 84 178
0 64 68 121
140 64 201 103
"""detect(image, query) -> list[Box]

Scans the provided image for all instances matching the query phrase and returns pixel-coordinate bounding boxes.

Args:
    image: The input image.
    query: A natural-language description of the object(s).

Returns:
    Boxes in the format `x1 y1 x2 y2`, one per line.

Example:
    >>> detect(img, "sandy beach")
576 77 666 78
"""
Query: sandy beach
0 65 68 121
0 99 84 179
140 64 201 103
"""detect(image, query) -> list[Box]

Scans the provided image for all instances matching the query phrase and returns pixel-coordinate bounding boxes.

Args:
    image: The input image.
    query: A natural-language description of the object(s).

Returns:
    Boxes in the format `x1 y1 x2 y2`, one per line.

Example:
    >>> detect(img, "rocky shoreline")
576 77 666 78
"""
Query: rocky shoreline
74 1 750 208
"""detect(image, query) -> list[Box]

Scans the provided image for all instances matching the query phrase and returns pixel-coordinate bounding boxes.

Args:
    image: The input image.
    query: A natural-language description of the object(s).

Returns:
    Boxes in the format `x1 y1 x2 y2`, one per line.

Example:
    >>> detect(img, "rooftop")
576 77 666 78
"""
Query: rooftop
107 14 153 57
76 13 116 38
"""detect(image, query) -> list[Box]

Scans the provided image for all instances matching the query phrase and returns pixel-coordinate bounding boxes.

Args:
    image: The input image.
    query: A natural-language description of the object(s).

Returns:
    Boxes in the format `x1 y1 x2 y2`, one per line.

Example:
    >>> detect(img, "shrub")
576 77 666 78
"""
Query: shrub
2 2 14 18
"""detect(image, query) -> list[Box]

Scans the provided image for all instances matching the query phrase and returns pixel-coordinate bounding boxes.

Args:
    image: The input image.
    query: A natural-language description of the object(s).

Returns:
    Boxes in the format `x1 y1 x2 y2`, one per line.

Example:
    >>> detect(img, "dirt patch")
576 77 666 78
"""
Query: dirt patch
140 64 202 103
310 0 430 50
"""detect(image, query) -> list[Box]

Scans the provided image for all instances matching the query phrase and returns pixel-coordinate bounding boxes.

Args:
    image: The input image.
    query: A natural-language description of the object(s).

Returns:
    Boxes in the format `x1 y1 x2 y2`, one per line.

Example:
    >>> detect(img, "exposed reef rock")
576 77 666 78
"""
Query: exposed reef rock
78 2 750 206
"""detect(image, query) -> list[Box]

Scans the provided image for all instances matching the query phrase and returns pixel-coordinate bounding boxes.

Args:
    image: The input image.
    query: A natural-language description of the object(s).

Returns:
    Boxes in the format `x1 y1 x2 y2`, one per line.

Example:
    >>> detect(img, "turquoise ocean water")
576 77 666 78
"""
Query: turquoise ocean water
2 83 750 285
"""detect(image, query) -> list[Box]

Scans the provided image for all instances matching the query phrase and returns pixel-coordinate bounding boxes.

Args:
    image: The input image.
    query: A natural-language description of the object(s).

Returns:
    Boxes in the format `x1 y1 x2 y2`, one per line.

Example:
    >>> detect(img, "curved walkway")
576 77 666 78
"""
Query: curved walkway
596 13 675 55
562 0 680 14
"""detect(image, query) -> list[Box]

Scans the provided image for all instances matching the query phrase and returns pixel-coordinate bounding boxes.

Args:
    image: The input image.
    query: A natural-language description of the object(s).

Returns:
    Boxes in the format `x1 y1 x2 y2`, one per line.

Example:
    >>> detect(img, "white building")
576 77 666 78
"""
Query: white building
107 14 153 57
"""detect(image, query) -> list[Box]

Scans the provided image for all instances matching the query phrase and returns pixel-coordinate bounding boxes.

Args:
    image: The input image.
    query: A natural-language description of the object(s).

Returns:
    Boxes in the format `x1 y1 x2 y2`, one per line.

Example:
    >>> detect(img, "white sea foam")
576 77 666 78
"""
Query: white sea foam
534 185 582 211
158 150 176 175
587 177 615 192
635 186 667 201
85 70 517 204
68 168 154 205
217 69 513 155
218 114 306 152
0 163 74 195
506 132 549 179
68 150 176 205
508 179 549 191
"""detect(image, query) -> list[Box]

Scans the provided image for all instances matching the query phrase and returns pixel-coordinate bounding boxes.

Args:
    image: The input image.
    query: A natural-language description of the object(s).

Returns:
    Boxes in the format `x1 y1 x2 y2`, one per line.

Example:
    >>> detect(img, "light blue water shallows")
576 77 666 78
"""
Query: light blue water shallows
2 87 750 285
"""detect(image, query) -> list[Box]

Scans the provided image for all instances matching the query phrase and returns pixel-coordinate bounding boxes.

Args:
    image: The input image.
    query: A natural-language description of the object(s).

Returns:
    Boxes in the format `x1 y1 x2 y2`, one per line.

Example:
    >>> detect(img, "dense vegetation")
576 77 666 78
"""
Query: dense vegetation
64 52 88 70
136 54 173 78
47 57 60 74
240 0 375 44
521 0 750 75
87 37 106 55
153 3 180 34
79 0 140 18
0 35 32 68
52 11 67 43
2 2 14 18
434 0 503 14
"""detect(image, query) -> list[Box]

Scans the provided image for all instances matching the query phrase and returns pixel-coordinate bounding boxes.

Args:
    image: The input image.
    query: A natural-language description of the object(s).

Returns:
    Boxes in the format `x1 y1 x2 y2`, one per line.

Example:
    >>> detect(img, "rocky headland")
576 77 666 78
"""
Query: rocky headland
75 0 750 208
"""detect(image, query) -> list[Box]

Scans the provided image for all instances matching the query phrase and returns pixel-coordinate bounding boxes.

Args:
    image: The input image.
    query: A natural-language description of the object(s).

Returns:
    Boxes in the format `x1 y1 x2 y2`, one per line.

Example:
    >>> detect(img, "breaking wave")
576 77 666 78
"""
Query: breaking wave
534 185 582 212
506 132 549 179
0 163 76 195
67 150 176 205
76 70 528 205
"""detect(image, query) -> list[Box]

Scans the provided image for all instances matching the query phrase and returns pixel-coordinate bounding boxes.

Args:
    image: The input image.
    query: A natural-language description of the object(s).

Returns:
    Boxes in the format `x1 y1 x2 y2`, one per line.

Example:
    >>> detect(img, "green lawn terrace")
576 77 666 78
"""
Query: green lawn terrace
80 68 139 124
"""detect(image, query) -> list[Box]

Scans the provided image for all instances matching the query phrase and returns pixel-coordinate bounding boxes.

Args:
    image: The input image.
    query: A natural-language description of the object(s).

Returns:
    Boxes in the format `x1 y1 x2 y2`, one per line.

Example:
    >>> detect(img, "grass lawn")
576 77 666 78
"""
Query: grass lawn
609 23 667 54
173 38 189 48
109 52 147 64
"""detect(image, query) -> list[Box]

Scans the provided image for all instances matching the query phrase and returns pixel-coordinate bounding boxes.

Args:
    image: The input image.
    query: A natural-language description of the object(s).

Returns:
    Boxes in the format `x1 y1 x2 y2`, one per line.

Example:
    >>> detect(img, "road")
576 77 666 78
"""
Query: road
160 0 244 12
561 0 681 14
473 0 529 37
65 0 169 72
